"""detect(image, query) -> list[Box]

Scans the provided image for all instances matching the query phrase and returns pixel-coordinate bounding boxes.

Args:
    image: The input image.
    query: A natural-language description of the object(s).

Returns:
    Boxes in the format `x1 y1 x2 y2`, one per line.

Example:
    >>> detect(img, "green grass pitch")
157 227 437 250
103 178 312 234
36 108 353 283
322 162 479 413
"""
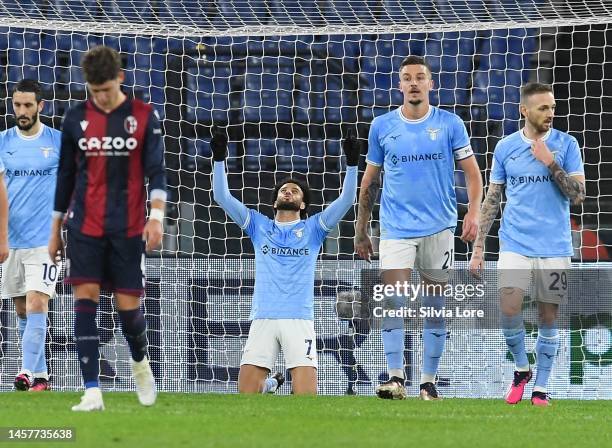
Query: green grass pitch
0 393 609 448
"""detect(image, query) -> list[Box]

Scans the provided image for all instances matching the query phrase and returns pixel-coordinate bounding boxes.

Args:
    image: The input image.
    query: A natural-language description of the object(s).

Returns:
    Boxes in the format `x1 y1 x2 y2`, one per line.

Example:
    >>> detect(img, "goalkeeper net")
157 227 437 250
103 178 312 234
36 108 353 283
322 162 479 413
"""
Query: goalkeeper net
0 1 611 397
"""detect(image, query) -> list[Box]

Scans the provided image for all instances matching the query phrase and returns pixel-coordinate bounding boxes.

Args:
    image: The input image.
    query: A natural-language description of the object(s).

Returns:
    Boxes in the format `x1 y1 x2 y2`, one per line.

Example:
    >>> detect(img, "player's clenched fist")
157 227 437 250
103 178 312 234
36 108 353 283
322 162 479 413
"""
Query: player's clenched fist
342 129 362 167
210 126 228 162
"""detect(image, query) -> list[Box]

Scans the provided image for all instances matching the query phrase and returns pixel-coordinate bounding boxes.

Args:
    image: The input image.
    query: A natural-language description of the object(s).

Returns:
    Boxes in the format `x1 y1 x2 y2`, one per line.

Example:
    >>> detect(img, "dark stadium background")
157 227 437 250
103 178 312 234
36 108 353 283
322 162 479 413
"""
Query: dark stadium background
0 4 608 260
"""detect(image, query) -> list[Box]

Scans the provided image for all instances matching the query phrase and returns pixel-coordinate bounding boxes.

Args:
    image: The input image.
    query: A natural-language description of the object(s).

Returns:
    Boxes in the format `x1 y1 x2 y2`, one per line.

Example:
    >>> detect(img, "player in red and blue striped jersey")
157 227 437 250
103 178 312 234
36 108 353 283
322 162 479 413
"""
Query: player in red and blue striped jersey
48 46 166 412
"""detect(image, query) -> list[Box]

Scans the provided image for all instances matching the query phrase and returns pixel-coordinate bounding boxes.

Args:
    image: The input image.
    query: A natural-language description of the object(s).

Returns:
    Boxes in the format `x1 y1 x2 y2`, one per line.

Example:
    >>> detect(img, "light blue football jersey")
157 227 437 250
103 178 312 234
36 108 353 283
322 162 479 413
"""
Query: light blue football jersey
490 128 584 257
366 106 473 239
0 125 61 248
243 211 329 320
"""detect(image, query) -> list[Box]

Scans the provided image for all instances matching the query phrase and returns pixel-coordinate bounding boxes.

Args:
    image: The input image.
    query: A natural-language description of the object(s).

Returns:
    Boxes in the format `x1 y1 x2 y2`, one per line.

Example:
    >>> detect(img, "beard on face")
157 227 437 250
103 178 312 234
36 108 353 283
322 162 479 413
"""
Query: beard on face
16 112 38 132
530 118 551 133
408 98 423 106
275 198 301 212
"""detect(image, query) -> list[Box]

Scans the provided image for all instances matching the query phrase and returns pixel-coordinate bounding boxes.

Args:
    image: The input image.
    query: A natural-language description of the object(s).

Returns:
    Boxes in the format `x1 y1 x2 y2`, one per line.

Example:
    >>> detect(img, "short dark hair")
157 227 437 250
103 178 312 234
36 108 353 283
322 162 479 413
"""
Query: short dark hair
13 79 42 103
520 82 553 104
81 45 122 85
399 55 432 75
271 177 310 220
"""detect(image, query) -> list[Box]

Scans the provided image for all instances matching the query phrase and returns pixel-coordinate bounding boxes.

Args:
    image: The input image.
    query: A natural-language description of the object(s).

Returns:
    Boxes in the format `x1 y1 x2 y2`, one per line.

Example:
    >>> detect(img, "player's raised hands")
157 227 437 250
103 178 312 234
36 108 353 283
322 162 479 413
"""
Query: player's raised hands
210 126 228 162
531 138 555 167
342 129 362 167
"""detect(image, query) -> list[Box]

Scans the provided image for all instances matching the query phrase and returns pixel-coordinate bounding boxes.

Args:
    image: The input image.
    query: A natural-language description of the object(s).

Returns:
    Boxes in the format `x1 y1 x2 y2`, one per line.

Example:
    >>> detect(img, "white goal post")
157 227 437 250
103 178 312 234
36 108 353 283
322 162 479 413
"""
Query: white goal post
0 1 610 397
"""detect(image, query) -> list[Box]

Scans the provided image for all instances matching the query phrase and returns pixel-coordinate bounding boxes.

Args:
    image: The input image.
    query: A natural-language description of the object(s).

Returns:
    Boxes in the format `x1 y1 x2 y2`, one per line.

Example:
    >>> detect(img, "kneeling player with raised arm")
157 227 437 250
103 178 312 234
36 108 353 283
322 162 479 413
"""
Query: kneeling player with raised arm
212 130 359 394
470 82 585 406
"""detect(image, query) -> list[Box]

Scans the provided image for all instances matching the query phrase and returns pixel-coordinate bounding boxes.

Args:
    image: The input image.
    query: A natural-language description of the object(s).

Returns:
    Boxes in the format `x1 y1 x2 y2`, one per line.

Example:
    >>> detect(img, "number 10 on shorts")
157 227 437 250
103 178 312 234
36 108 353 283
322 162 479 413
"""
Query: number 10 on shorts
42 263 58 282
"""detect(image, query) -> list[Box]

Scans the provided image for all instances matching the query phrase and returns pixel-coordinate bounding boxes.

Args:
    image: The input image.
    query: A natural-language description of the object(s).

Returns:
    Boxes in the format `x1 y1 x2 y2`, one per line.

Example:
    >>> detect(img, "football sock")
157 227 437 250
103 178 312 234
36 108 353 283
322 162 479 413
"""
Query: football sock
502 313 529 371
381 294 405 379
33 314 49 377
74 299 100 389
17 316 27 340
422 295 446 381
534 326 559 393
118 308 148 362
22 312 46 375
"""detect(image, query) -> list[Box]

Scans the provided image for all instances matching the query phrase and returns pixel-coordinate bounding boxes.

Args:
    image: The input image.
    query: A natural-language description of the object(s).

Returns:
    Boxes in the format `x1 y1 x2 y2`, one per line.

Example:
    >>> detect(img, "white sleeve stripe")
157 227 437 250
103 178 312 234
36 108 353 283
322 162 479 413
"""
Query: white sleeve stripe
569 171 584 176
240 211 251 230
319 214 331 232
366 159 382 167
489 180 505 184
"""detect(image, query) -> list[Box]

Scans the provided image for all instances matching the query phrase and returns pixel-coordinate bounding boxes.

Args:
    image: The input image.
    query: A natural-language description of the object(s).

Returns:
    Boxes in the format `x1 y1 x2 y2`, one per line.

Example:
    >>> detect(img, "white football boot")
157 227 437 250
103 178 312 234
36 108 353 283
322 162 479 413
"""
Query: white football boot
132 356 157 406
72 387 105 412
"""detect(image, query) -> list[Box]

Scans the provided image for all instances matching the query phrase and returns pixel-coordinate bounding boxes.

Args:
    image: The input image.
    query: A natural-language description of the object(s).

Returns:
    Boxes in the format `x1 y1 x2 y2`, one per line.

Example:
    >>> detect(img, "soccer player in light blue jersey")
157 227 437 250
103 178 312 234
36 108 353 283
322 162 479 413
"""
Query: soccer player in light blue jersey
0 156 8 261
355 56 483 400
211 129 360 395
0 79 61 392
470 82 585 406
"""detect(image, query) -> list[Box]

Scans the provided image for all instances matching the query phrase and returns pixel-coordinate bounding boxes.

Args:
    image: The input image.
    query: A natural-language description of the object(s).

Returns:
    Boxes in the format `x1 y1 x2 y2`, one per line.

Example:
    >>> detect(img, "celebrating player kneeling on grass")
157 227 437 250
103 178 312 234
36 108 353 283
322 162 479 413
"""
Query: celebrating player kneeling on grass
211 128 359 394
49 46 167 411
0 79 61 392
469 82 585 406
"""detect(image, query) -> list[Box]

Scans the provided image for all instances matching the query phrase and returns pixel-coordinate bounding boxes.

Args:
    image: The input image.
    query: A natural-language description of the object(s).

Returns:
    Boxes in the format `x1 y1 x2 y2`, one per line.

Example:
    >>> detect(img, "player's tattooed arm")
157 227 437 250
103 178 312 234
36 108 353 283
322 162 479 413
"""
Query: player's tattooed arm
469 182 503 278
474 183 504 251
531 138 585 205
358 179 379 222
548 160 586 205
356 174 379 232
354 164 381 261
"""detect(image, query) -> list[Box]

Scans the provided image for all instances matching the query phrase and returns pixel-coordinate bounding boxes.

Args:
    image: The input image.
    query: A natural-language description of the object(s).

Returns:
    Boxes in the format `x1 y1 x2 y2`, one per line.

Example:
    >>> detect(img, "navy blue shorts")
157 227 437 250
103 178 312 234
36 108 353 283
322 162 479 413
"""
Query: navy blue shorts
65 229 146 296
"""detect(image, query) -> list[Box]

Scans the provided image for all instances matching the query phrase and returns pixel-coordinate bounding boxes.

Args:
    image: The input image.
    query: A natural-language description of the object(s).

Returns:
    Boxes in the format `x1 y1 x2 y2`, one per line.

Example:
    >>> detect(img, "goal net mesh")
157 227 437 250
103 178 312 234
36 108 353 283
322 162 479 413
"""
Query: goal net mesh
0 0 610 397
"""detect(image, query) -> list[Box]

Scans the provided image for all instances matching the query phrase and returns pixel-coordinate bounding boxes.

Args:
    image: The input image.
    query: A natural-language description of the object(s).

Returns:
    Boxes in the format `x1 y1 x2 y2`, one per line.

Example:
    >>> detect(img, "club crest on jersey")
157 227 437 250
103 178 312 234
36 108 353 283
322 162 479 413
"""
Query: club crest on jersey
40 147 53 158
124 116 138 134
426 127 440 141
293 228 304 239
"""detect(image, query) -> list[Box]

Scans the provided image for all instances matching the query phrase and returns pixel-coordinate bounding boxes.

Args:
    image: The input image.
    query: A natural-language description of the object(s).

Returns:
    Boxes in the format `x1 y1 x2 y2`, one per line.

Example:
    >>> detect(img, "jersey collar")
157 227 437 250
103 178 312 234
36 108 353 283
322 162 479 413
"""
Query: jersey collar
519 127 552 144
397 105 432 124
88 96 130 115
16 123 45 140
275 218 301 226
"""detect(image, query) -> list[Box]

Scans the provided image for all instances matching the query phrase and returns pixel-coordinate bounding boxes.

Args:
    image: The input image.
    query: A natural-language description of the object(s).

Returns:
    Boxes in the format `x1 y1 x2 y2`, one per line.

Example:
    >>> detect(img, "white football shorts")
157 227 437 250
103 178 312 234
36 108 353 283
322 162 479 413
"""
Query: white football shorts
241 319 317 370
1 246 60 299
379 228 454 282
497 251 571 304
